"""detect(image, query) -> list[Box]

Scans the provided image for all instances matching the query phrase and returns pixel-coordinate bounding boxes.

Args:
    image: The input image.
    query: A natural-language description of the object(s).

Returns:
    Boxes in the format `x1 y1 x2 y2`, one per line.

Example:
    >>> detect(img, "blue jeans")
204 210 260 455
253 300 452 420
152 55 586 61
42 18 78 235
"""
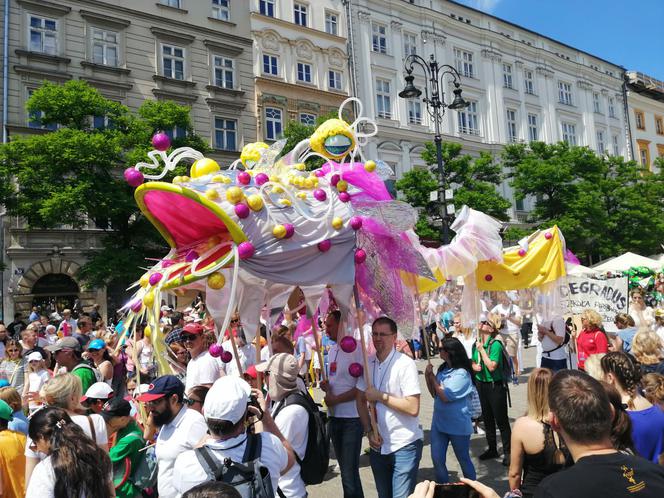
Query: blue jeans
430 428 476 483
369 439 423 498
540 356 567 372
328 417 364 498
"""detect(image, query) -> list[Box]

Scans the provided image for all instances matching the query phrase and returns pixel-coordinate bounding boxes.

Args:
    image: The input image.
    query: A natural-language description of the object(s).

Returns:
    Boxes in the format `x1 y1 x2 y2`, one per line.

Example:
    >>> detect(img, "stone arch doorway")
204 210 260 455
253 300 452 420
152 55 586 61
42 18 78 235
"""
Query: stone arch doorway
31 274 80 314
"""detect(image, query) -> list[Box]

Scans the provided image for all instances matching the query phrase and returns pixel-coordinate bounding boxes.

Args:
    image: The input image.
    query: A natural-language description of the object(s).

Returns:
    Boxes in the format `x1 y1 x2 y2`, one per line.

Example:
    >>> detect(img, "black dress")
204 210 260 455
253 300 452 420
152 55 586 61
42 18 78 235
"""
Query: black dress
520 423 573 498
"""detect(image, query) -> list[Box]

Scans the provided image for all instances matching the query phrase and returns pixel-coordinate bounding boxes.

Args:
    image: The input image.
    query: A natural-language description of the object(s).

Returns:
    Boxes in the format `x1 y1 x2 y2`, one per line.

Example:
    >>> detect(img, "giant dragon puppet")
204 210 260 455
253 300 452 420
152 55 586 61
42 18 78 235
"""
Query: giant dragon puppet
120 98 566 376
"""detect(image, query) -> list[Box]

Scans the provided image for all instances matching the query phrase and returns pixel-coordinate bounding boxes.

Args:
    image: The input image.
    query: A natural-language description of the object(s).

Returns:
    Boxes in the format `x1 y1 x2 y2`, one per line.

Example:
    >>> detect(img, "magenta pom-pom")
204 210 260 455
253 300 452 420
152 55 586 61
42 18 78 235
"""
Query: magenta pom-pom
221 351 233 363
354 249 367 264
339 336 357 353
162 259 174 268
544 232 553 240
484 274 493 282
314 170 325 177
151 132 171 152
124 168 144 187
129 299 143 313
348 363 363 378
284 223 295 239
234 203 250 219
208 343 223 358
238 241 255 260
185 250 199 262
255 173 269 186
339 192 351 203
148 273 163 286
318 239 332 252
238 171 251 185
330 174 341 186
313 189 327 202
518 249 526 257
350 216 363 230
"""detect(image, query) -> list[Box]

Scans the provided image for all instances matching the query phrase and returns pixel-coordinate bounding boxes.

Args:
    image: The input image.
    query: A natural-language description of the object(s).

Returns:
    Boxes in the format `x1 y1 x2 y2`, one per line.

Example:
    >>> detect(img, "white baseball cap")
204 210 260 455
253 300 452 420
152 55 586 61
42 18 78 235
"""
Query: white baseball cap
81 382 114 402
26 351 43 362
203 376 251 424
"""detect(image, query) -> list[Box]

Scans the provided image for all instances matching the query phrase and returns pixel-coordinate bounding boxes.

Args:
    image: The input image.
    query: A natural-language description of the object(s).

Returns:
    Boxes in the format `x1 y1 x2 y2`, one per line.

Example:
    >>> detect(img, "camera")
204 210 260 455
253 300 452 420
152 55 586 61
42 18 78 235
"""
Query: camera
248 394 264 421
433 483 479 498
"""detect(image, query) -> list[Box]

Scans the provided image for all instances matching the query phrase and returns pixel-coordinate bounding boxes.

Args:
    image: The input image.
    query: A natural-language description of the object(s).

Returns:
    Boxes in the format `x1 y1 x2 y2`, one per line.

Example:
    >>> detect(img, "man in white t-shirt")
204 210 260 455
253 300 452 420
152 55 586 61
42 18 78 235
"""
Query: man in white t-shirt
173 376 294 496
538 315 568 372
256 353 309 498
137 375 208 498
320 310 364 498
183 323 224 392
356 317 423 498
491 292 522 380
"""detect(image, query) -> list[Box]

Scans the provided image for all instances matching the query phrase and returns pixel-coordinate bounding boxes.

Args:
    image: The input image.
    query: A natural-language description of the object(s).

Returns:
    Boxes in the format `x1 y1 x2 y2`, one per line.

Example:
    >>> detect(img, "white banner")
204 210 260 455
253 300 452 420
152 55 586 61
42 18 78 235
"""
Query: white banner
560 276 629 331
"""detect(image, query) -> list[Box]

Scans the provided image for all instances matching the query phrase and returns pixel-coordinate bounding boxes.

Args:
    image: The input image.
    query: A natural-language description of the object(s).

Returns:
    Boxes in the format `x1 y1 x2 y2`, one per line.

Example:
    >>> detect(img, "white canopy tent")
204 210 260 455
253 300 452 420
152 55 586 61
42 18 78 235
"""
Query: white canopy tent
592 252 663 273
566 263 599 276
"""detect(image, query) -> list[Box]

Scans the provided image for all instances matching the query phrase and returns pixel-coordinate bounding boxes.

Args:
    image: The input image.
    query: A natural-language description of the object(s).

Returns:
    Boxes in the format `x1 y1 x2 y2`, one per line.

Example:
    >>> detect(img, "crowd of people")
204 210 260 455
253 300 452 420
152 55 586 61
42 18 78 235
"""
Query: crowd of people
0 287 663 498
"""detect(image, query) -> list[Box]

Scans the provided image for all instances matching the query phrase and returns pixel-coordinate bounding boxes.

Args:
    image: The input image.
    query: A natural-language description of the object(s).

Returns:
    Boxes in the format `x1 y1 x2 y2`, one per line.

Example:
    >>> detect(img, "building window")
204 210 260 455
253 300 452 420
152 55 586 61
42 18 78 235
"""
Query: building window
162 45 185 80
297 62 312 83
27 90 57 130
372 23 387 54
612 134 620 156
408 100 422 124
29 16 57 55
524 69 535 95
503 63 513 89
212 0 230 21
375 78 392 119
635 110 645 130
262 54 278 76
608 97 616 118
165 126 187 141
160 0 181 7
93 115 110 129
558 82 573 105
656 116 664 135
506 109 517 142
325 11 338 35
527 113 538 142
92 28 118 66
294 3 308 27
299 113 316 126
561 122 577 146
638 143 650 167
265 107 283 140
458 100 479 135
596 130 605 154
259 0 275 17
328 70 342 90
593 92 602 114
403 33 417 56
214 117 236 151
213 56 234 89
657 144 664 158
454 48 474 78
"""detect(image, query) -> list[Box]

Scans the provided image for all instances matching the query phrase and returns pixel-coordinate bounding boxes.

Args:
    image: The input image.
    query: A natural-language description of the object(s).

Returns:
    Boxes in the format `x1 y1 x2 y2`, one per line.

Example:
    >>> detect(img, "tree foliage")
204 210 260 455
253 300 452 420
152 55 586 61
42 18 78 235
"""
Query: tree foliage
0 80 210 288
396 141 511 241
503 141 664 263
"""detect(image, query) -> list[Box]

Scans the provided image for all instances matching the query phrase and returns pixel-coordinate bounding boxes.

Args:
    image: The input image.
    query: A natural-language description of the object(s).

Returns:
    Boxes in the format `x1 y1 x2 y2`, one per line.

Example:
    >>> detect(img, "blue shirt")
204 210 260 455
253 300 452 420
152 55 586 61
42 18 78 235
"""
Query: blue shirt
628 405 664 464
432 366 473 436
617 327 638 353
8 410 28 434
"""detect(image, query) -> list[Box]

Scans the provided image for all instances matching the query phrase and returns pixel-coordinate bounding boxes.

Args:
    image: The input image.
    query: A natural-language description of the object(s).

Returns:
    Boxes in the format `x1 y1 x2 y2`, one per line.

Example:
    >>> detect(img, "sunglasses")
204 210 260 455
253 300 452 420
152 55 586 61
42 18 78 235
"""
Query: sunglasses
184 397 202 406
182 335 199 342
87 348 102 353
480 320 489 325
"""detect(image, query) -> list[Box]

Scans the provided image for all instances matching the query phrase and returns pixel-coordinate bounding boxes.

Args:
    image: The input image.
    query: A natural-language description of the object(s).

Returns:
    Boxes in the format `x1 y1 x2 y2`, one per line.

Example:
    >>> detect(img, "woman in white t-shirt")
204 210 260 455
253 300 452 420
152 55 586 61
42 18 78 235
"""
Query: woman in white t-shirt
25 406 112 498
24 373 109 485
22 352 50 414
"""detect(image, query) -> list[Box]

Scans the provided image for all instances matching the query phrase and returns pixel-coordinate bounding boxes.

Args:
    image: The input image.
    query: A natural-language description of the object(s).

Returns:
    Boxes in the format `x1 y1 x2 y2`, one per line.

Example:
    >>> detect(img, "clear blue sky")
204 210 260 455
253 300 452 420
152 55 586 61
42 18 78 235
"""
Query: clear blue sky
453 0 664 79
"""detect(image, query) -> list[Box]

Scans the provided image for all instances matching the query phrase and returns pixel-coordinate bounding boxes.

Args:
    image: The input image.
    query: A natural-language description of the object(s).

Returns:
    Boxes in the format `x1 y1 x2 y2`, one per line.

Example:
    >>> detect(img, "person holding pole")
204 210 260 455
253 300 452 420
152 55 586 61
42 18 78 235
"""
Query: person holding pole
356 316 423 498
320 310 364 498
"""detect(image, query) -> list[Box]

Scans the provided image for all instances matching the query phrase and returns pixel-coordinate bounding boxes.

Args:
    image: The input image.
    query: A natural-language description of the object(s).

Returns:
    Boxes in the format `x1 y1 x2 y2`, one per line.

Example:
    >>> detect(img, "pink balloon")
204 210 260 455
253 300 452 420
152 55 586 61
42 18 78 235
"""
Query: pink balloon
185 250 199 262
221 351 233 363
234 203 250 219
255 173 269 186
354 249 367 264
339 192 351 203
151 132 171 152
350 216 363 230
129 299 142 313
348 362 363 378
284 223 295 238
148 273 163 286
518 249 527 257
209 343 223 358
339 336 357 353
238 171 251 185
318 239 332 252
238 241 255 260
314 170 325 177
544 232 553 240
330 174 341 186
313 189 327 202
162 259 174 268
124 168 144 188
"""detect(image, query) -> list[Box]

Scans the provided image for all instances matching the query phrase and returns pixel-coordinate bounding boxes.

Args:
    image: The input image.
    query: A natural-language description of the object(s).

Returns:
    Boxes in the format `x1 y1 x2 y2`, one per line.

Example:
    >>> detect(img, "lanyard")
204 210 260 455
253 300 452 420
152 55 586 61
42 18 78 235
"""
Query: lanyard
372 349 396 392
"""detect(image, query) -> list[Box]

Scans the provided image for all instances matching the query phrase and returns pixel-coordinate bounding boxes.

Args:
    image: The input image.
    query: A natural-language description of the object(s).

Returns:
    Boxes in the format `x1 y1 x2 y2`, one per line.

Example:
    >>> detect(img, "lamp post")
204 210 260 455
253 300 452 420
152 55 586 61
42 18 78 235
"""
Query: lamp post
399 54 469 245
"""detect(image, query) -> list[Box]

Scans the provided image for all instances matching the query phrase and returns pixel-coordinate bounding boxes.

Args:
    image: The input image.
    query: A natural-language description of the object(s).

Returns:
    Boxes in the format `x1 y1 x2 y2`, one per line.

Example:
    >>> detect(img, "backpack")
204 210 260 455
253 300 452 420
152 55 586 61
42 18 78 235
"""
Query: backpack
272 391 329 485
487 339 514 407
72 362 104 383
112 434 158 491
194 432 273 498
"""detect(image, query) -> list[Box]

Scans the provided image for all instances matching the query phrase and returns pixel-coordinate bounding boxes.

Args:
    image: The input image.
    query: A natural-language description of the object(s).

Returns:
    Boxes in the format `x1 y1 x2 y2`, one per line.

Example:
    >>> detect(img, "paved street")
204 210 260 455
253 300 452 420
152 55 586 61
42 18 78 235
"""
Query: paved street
309 345 537 497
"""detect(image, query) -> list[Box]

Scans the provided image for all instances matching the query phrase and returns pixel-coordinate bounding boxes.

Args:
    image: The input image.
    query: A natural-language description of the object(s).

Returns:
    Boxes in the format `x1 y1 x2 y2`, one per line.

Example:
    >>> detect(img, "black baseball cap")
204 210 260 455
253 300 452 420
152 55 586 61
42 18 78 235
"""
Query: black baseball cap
100 397 131 420
136 375 184 402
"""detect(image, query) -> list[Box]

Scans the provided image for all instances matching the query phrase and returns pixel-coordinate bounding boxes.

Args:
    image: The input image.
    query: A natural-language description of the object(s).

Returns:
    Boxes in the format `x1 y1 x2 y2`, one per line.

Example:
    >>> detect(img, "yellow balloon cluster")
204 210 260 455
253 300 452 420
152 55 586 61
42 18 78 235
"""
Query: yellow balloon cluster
240 142 269 169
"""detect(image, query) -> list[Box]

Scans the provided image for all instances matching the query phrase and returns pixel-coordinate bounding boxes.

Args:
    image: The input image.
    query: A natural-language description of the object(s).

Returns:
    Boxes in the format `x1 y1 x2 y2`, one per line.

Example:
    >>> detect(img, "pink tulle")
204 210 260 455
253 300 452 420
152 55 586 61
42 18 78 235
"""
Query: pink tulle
319 162 392 202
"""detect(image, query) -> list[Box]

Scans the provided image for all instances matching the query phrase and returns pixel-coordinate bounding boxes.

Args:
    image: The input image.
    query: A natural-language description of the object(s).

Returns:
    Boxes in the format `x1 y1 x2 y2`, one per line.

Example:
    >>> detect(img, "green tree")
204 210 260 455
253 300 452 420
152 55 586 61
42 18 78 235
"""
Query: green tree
396 141 511 240
0 80 210 289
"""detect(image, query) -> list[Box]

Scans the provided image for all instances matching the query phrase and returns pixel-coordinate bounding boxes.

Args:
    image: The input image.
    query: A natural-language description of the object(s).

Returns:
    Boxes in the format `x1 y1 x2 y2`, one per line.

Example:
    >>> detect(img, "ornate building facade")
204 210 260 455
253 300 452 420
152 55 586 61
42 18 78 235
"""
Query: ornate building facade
626 71 664 172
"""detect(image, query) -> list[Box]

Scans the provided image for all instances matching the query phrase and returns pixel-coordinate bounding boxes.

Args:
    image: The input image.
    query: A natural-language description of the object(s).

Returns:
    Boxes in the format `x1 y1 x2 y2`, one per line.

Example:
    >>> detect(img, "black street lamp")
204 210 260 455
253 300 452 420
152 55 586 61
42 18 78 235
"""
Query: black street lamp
399 54 469 245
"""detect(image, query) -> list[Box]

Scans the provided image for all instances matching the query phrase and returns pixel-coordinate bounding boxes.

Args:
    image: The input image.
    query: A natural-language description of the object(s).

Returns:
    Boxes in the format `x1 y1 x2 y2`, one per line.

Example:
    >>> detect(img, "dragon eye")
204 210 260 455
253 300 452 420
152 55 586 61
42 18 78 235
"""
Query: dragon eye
244 159 257 169
324 135 352 156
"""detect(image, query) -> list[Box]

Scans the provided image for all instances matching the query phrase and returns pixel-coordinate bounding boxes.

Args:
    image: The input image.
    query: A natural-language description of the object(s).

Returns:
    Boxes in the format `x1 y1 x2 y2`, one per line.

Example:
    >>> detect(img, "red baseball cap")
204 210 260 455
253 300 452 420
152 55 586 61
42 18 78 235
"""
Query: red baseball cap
182 323 204 335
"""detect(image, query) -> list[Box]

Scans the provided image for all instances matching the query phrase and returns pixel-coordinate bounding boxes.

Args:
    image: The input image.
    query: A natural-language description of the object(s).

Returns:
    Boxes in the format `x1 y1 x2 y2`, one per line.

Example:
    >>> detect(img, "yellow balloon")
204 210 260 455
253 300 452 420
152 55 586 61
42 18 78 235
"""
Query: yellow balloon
139 274 150 288
294 163 306 171
273 224 287 239
279 198 292 207
272 185 284 194
247 194 264 211
226 186 244 204
143 290 155 308
144 325 152 339
297 192 307 199
191 158 221 178
303 178 314 189
205 189 220 200
365 160 377 172
207 272 226 290
336 180 348 192
172 176 182 184
332 217 343 230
